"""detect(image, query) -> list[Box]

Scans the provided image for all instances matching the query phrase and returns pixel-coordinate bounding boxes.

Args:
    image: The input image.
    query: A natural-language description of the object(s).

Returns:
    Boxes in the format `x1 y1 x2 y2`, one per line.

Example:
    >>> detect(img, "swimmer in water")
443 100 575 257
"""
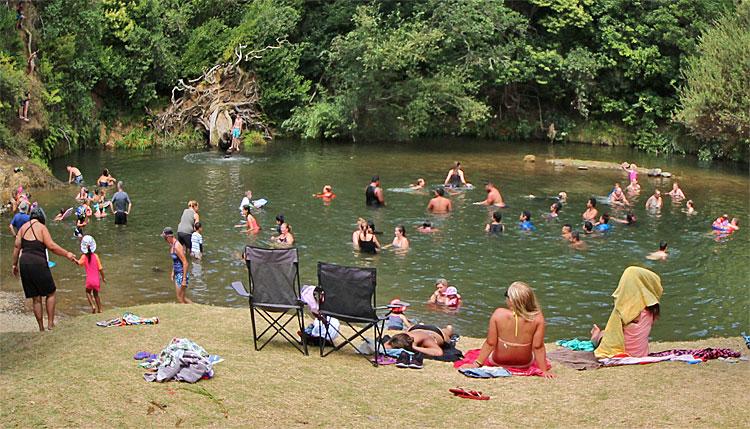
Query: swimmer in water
313 185 336 201
645 189 663 210
365 176 385 207
355 221 380 253
727 218 740 231
352 217 367 247
519 211 536 231
626 179 641 195
485 211 505 234
417 221 439 233
612 212 637 225
75 186 89 203
410 178 426 190
712 214 729 231
427 188 452 213
271 222 294 246
94 189 108 218
583 221 594 234
667 183 686 201
609 183 630 206
685 200 696 215
557 191 568 204
474 182 506 207
428 278 451 305
569 231 587 250
561 224 573 241
547 202 562 219
53 208 71 222
67 165 83 184
594 213 611 232
444 162 468 187
235 205 260 234
626 163 638 183
382 225 410 250
646 241 668 260
582 197 598 221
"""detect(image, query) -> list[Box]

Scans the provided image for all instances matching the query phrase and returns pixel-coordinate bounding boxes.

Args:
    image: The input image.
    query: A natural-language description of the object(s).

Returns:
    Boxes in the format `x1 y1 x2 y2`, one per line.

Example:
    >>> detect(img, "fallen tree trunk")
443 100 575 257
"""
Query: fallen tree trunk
153 41 288 147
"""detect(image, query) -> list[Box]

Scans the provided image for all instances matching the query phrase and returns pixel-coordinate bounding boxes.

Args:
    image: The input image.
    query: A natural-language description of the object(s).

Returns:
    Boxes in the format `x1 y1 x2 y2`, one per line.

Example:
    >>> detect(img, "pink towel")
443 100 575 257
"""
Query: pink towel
453 349 551 377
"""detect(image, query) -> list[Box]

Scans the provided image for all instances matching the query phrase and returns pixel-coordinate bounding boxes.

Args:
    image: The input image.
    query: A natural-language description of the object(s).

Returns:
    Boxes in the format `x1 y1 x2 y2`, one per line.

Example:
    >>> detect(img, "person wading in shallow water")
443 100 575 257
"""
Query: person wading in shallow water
365 176 385 207
12 207 78 331
162 227 193 304
427 188 452 213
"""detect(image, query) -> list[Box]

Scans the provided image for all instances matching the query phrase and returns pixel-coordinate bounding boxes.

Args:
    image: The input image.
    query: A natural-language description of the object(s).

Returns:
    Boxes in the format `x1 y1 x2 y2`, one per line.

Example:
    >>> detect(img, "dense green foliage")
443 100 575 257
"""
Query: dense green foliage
1 0 745 161
676 1 750 160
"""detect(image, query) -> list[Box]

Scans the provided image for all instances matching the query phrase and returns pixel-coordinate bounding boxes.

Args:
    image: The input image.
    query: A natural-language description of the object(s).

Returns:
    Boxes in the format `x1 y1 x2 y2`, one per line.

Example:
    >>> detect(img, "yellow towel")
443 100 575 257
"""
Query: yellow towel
594 266 663 358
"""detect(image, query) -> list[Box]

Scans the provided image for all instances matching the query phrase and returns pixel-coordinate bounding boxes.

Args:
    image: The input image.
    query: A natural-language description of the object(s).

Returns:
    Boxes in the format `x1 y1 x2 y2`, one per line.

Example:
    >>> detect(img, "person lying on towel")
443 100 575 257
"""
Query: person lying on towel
385 324 454 357
458 281 554 378
590 266 662 358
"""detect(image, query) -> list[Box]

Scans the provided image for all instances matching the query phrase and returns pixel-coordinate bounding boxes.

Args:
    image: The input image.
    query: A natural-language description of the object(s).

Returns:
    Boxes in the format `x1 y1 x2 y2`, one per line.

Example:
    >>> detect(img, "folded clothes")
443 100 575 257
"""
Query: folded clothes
556 338 595 352
649 348 740 361
459 367 511 378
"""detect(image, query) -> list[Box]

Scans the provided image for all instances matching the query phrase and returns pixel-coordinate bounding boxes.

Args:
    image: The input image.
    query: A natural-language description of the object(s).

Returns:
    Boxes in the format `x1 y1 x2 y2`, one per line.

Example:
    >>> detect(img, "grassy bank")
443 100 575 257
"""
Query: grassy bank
1 303 747 428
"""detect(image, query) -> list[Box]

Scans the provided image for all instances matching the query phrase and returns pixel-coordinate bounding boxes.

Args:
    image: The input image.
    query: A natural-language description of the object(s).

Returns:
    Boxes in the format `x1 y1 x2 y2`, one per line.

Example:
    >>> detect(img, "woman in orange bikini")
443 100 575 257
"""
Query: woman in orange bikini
459 281 554 378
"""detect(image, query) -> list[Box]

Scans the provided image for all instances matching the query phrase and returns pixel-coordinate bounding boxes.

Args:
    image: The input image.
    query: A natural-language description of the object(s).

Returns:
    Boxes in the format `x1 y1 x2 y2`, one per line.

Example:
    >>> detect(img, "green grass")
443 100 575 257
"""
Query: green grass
1 303 747 428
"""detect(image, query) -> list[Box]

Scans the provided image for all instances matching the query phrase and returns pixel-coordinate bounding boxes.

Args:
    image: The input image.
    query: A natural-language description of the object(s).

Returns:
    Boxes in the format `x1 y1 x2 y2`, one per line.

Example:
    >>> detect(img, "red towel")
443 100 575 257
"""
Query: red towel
453 349 551 377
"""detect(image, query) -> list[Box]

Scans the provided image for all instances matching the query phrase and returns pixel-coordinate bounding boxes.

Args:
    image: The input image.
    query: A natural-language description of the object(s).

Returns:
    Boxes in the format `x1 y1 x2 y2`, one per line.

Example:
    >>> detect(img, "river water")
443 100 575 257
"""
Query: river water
1 140 748 340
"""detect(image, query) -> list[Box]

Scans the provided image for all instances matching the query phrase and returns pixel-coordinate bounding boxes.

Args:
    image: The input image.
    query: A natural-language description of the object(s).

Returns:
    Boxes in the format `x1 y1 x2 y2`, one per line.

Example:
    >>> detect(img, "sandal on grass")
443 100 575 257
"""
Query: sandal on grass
449 388 490 400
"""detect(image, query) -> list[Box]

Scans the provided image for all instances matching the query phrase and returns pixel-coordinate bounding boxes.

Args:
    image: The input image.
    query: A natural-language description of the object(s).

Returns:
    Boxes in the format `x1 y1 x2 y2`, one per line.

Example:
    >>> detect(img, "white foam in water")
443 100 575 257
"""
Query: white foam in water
183 152 267 165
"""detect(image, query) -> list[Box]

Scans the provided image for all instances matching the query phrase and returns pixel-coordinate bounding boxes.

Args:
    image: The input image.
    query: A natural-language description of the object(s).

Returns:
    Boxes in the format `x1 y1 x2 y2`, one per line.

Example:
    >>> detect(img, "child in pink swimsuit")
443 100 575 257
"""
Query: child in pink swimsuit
77 235 106 313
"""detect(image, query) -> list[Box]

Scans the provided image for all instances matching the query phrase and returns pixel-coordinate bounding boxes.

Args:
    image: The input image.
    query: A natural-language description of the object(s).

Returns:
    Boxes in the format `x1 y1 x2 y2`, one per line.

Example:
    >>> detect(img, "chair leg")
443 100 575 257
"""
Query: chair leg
298 308 308 356
250 305 260 351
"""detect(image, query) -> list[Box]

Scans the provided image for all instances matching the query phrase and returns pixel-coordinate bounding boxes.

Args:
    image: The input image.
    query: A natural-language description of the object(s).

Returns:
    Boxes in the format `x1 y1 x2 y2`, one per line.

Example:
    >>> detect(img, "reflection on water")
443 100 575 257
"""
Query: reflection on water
1 140 748 340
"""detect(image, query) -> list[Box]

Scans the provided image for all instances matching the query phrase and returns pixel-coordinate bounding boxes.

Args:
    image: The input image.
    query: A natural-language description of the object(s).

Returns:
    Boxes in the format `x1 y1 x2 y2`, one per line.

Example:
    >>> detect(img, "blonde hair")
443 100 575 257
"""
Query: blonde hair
506 281 540 321
188 200 199 209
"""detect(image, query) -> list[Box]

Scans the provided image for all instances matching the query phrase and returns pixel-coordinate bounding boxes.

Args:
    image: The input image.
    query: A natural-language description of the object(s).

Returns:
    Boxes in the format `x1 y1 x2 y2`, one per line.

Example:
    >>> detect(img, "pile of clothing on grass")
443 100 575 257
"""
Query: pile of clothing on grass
137 338 222 383
97 312 158 327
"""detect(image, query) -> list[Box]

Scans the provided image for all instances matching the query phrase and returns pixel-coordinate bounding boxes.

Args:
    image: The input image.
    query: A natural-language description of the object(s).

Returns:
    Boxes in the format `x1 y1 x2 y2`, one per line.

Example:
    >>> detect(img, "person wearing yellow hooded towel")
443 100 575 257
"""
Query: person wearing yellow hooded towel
591 267 663 358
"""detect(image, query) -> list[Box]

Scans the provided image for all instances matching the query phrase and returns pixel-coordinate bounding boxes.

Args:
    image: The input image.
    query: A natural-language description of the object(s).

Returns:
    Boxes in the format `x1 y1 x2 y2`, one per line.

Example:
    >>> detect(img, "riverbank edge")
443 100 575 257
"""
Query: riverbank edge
0 149 64 212
1 302 747 427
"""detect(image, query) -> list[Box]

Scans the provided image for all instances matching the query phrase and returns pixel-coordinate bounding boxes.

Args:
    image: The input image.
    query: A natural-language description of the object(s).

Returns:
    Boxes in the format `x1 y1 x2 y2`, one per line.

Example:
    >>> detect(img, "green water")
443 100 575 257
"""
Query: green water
2 140 748 340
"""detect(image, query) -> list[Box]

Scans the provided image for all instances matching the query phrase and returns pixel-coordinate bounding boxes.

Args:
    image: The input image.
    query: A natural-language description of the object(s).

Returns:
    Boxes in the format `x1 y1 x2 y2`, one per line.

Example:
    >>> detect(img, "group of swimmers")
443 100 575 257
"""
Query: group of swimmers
55 168 134 237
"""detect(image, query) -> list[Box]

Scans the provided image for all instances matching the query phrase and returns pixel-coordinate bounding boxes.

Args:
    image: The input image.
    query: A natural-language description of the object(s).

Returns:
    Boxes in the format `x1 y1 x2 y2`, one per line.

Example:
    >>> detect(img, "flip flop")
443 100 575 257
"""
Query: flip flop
449 387 468 396
456 390 490 401
133 351 150 360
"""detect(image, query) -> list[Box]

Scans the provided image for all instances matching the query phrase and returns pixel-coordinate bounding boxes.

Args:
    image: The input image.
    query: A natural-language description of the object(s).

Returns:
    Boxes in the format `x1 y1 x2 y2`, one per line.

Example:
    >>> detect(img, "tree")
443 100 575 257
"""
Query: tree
676 2 750 160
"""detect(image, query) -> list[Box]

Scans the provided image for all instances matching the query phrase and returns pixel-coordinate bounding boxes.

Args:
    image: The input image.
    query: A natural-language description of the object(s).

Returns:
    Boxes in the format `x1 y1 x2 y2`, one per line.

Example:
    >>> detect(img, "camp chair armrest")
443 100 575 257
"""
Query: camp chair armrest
231 281 251 297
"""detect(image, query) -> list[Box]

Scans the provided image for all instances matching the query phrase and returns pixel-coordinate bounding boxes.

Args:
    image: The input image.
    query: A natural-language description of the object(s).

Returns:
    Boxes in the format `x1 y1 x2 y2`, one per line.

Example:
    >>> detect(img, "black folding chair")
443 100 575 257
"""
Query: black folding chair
316 262 391 366
231 246 307 355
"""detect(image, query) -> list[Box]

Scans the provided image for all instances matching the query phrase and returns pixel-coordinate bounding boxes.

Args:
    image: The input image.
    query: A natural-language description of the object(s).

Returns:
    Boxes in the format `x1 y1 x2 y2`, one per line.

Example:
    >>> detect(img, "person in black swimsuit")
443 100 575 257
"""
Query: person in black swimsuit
357 221 380 254
443 162 467 187
365 176 385 207
11 207 77 331
485 211 505 234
